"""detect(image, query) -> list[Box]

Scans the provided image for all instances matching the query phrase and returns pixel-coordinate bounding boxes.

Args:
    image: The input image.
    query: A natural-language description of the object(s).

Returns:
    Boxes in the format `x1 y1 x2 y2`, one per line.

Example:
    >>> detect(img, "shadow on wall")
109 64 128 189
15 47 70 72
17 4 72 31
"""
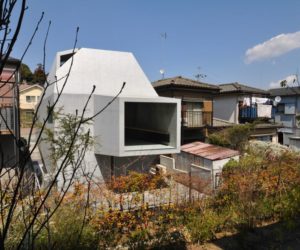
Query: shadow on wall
95 154 159 184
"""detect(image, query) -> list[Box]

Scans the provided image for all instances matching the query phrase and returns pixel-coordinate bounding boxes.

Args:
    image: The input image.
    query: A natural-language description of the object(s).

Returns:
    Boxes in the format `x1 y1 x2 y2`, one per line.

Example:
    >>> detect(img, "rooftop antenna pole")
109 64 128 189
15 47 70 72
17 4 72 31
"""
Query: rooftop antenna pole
295 67 299 86
194 66 207 81
159 32 167 79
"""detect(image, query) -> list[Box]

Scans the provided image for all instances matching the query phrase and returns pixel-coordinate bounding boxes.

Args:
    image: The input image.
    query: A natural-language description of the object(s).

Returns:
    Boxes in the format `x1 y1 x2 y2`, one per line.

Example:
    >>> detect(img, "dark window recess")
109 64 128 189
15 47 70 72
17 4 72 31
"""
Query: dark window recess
47 105 53 124
125 102 175 146
60 53 75 67
277 103 285 113
125 127 169 145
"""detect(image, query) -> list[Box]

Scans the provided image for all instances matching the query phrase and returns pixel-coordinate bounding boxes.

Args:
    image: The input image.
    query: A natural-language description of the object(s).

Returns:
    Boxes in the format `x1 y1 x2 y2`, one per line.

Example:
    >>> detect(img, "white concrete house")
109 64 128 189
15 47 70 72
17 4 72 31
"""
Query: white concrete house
38 48 180 183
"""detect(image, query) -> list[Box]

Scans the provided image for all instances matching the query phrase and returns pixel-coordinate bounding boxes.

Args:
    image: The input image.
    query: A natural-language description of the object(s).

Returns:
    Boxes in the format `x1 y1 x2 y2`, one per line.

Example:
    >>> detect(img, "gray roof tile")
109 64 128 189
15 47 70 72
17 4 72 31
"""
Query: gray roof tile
152 76 220 90
219 82 268 95
269 87 300 96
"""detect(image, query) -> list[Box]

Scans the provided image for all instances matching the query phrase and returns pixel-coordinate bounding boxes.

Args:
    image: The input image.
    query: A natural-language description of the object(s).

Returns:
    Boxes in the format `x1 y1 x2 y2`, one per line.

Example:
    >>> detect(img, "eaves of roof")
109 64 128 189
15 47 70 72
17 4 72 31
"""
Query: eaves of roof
153 76 220 91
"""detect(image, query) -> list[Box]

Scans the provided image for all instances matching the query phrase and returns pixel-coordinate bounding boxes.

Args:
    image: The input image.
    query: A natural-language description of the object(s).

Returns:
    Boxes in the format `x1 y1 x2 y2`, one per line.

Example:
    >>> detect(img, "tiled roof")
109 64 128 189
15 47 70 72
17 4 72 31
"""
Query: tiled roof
152 76 220 90
181 141 239 161
1 56 20 65
7 57 20 63
219 82 268 95
269 87 300 96
19 83 43 92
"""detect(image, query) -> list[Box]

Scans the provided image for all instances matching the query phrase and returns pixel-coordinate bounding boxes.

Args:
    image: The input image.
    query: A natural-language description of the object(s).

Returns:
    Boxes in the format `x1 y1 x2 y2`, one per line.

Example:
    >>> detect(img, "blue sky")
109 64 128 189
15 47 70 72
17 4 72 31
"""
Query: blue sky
12 0 300 89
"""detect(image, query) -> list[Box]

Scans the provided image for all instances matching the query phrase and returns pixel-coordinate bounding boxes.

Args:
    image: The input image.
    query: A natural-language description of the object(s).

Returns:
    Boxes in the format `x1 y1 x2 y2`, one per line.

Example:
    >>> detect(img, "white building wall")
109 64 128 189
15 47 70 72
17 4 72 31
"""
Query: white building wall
214 96 238 123
212 156 239 172
38 48 181 184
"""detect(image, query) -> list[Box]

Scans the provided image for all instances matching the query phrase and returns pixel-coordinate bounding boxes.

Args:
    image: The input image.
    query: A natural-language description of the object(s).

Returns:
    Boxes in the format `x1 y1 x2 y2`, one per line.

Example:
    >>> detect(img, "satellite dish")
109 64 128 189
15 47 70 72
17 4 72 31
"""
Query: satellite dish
159 69 165 79
275 96 281 103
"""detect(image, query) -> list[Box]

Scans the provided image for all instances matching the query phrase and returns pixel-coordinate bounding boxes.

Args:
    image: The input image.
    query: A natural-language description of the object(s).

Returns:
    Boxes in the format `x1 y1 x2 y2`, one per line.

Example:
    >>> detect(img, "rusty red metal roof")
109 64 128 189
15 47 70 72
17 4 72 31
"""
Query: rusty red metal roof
181 141 239 161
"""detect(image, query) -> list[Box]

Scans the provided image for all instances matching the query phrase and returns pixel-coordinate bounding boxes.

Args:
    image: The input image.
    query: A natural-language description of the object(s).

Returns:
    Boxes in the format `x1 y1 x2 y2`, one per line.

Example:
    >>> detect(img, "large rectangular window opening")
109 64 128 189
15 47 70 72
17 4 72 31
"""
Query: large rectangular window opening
125 102 177 147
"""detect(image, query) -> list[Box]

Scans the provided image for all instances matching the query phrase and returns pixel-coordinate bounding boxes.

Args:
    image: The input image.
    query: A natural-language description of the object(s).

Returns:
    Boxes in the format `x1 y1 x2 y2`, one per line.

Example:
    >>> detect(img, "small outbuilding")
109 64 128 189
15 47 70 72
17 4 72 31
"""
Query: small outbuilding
160 141 239 189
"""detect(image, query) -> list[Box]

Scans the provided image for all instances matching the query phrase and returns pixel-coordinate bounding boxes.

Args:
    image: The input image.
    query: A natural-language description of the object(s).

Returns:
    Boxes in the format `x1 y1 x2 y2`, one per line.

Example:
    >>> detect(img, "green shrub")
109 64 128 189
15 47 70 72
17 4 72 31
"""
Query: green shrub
186 208 225 244
208 123 254 151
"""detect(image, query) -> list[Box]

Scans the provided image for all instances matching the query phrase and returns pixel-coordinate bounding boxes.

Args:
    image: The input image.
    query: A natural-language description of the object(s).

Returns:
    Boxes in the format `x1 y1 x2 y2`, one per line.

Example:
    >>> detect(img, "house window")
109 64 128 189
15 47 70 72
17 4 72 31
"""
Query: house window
284 103 295 114
277 103 285 113
182 102 204 127
25 111 34 121
254 135 272 142
26 96 36 103
187 102 203 111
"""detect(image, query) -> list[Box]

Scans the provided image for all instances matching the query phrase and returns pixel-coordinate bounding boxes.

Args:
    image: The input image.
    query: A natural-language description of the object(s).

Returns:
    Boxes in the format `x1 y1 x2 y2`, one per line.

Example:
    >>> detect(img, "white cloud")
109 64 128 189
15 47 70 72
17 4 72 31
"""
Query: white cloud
269 74 297 88
245 31 300 63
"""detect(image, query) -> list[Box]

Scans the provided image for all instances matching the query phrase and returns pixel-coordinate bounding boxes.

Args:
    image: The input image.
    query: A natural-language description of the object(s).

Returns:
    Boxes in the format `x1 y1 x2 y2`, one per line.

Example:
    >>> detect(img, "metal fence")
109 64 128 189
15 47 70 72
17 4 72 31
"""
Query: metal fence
182 111 212 127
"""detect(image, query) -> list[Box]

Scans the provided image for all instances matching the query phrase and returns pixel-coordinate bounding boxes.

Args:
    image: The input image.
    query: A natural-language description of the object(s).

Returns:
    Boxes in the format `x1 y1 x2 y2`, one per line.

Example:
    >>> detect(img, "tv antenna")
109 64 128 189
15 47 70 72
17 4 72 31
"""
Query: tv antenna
194 66 207 81
159 32 167 79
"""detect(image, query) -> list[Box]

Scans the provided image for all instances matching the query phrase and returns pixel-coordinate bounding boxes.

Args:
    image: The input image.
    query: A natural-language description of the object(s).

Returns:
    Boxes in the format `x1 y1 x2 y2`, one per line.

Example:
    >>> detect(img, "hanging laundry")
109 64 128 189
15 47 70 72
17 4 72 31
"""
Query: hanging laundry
243 97 250 106
254 97 269 104
257 104 272 118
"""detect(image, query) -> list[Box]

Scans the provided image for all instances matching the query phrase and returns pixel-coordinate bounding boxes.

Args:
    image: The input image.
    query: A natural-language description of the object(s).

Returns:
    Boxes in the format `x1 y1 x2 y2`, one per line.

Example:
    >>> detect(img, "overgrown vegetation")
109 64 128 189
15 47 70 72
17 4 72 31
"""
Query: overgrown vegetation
21 63 46 85
41 109 94 173
208 123 254 151
108 171 168 193
5 141 300 248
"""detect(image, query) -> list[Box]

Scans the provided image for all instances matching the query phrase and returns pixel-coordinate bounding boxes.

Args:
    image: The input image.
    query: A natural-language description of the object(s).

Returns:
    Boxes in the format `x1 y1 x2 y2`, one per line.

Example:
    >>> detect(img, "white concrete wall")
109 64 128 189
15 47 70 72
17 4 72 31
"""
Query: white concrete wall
92 96 180 157
38 48 181 184
212 156 239 172
53 48 158 98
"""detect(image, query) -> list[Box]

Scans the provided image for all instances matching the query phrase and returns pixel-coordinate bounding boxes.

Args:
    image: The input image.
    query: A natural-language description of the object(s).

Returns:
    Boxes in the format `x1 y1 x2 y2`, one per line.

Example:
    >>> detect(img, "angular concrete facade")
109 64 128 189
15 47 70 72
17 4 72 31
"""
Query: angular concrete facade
39 48 180 182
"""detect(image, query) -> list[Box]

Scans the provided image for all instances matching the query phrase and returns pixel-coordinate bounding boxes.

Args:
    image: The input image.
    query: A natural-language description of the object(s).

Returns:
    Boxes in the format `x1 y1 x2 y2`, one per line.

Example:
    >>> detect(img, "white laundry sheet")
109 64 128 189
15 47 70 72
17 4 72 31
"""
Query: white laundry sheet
243 97 269 106
257 104 272 118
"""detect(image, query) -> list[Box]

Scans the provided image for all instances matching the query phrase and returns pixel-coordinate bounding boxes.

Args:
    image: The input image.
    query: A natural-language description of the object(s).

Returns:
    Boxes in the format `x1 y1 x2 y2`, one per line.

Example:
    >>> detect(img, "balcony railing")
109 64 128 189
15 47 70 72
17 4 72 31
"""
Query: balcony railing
239 106 276 123
182 111 212 127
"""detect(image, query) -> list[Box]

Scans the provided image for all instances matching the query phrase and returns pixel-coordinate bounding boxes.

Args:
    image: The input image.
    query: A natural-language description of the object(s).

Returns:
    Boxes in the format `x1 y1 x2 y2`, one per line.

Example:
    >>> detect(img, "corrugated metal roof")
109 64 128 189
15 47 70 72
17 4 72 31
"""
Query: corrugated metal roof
219 82 268 95
152 76 220 90
181 141 239 161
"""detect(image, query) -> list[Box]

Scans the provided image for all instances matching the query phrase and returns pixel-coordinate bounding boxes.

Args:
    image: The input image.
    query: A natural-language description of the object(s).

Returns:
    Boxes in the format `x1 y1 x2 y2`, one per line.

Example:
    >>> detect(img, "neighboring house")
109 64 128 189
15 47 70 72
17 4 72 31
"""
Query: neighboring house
19 84 44 127
0 57 20 167
159 141 239 190
214 82 270 124
153 76 220 144
214 82 280 142
38 48 181 184
269 87 300 148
